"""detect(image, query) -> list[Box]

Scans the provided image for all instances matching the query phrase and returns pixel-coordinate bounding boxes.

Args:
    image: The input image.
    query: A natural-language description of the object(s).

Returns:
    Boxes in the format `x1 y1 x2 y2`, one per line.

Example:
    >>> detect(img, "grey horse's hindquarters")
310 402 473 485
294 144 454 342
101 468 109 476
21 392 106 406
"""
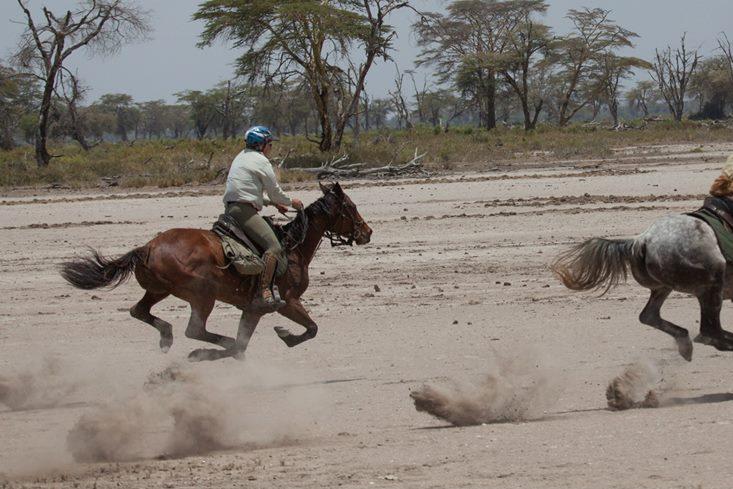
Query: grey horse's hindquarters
636 215 726 294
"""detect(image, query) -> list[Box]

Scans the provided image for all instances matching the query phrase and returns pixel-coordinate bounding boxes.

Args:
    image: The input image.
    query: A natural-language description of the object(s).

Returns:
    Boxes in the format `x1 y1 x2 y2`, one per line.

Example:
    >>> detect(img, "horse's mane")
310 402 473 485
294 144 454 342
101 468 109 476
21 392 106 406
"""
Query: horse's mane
280 193 334 250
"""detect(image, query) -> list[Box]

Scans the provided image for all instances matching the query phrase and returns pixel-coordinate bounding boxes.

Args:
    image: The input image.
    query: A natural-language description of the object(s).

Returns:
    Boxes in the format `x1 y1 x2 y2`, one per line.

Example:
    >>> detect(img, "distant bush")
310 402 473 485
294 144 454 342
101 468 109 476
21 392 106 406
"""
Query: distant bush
1 121 731 189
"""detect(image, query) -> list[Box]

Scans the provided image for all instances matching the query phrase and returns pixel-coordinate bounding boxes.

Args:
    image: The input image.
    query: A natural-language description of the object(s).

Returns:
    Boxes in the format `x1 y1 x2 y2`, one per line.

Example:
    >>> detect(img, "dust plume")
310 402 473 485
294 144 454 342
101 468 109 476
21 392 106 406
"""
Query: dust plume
0 358 80 411
410 351 560 426
606 360 663 410
67 361 326 462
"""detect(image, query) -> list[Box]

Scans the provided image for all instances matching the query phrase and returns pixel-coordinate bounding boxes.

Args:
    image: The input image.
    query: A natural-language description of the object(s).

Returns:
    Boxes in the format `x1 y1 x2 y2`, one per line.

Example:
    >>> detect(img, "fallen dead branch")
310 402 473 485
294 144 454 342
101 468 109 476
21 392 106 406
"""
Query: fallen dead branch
284 149 430 180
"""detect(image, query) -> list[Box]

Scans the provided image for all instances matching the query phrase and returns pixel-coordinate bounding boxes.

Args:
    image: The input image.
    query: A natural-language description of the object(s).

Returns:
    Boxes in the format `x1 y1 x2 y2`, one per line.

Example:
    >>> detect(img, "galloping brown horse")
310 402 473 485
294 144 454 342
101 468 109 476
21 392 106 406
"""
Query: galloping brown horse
60 182 372 361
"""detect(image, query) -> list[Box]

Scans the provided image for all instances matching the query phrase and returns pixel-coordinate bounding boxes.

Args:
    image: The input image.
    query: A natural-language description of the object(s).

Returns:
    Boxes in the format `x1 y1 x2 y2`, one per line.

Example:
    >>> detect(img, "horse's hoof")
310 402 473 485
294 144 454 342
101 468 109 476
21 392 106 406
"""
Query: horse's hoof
675 336 693 362
274 326 290 338
694 334 733 352
160 337 173 353
188 348 216 362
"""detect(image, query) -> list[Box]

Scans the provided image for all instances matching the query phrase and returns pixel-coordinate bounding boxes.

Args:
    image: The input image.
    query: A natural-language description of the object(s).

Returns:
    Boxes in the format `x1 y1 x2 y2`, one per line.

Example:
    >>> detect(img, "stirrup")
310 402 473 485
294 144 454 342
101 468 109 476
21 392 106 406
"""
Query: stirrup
252 287 285 312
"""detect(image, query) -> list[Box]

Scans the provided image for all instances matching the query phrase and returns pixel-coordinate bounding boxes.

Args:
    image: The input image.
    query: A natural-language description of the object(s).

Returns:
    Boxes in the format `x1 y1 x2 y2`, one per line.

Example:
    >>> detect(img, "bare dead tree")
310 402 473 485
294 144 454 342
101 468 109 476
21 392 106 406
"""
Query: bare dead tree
718 33 733 87
56 69 96 150
389 67 414 129
650 34 701 122
14 0 150 166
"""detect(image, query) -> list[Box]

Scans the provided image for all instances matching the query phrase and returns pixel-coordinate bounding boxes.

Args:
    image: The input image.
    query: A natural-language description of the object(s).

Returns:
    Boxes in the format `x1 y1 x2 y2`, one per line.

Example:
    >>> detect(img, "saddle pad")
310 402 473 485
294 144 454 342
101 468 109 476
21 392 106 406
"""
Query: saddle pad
689 209 733 263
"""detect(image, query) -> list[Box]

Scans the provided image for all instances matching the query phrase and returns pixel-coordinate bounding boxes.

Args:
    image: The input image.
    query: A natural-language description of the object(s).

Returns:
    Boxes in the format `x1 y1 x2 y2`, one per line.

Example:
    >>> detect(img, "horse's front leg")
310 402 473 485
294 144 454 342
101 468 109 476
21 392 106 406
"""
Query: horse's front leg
233 310 262 358
274 299 318 348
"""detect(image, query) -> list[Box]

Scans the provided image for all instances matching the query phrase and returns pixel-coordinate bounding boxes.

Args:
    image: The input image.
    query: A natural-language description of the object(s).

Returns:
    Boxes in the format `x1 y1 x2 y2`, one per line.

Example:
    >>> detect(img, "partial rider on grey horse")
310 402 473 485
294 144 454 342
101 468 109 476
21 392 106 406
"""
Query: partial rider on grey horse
223 125 304 311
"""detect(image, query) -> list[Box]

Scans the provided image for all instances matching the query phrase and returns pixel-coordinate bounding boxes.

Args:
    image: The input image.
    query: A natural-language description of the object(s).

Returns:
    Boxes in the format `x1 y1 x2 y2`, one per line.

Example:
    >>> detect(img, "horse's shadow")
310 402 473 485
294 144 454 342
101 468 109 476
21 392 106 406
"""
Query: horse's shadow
660 392 733 407
415 392 733 430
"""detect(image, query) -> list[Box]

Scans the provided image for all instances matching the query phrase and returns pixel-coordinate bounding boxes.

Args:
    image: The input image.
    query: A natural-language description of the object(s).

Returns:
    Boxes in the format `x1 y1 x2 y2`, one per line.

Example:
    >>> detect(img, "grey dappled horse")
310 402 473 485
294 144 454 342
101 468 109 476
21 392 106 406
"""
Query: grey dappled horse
553 214 733 362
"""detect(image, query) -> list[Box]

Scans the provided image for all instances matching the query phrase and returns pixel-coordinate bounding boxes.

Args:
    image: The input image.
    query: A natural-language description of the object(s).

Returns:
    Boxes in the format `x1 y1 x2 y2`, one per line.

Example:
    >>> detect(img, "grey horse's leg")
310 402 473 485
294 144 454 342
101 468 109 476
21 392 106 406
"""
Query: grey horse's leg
186 298 237 361
274 300 318 348
130 291 174 352
639 288 693 361
694 287 733 352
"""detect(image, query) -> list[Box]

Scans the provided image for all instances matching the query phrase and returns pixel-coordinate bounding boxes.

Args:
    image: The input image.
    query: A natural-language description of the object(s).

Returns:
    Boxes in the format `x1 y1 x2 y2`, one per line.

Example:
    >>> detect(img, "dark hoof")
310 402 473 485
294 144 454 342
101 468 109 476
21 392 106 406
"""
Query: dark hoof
693 334 733 352
159 335 173 353
675 336 693 362
188 348 232 362
274 327 298 348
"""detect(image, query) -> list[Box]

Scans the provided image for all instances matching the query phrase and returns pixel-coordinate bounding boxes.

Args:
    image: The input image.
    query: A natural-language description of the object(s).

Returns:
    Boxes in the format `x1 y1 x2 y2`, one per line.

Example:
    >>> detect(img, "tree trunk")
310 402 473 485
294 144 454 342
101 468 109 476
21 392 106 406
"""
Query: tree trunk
609 98 619 127
35 67 60 167
486 72 496 130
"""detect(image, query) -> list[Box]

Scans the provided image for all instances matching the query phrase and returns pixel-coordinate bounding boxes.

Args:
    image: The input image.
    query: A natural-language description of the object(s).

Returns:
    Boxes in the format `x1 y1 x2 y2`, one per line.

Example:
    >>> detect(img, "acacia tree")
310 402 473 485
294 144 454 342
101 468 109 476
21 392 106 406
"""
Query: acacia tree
550 8 638 126
625 80 659 117
0 63 39 150
14 0 150 166
600 54 651 127
195 0 411 152
650 34 701 122
689 56 733 119
96 93 139 141
176 90 219 139
414 0 523 130
494 0 551 130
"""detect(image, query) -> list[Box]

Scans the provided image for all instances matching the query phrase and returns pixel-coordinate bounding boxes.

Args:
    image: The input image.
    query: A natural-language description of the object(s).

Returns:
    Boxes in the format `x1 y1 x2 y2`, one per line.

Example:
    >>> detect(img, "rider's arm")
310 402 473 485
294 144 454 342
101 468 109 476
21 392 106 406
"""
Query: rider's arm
259 160 292 207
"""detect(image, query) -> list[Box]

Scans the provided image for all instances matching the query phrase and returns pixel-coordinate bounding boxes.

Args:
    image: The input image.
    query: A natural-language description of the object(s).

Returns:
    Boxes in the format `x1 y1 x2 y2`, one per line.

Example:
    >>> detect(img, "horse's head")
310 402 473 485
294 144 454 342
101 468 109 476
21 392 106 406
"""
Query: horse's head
319 181 372 245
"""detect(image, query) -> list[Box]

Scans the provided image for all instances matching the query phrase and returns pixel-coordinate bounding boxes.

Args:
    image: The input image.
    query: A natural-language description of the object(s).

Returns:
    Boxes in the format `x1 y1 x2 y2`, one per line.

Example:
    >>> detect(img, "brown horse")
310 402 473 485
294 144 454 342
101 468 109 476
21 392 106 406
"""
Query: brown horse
60 182 372 361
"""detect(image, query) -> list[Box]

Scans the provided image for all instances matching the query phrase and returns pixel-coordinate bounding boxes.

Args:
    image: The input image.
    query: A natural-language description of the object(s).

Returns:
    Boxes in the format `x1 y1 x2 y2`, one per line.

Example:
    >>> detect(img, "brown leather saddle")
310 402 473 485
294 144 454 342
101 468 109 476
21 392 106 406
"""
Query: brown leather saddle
212 214 262 255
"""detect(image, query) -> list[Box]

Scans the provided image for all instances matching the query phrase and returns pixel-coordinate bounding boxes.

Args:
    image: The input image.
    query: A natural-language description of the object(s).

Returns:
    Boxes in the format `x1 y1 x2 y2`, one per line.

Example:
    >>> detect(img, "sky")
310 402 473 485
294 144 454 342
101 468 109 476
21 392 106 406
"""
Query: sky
1 0 732 103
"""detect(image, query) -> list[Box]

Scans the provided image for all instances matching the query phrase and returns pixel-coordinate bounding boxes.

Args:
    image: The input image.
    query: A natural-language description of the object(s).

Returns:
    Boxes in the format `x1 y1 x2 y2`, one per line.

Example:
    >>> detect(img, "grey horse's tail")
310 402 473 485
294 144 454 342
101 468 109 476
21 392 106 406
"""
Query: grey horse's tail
59 247 145 290
551 238 642 295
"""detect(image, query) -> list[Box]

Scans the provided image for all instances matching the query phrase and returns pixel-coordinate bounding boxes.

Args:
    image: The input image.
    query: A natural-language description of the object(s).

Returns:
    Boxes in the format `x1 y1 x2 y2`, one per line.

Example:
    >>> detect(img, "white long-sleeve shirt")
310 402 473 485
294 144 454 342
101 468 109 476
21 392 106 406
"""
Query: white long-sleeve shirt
223 149 292 210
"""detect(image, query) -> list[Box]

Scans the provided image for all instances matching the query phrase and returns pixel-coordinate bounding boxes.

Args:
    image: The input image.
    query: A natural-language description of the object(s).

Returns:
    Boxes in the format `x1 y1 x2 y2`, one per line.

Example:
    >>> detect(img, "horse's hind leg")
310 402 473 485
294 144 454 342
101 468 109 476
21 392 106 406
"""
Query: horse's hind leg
694 287 733 352
639 288 693 361
130 291 174 352
185 297 237 361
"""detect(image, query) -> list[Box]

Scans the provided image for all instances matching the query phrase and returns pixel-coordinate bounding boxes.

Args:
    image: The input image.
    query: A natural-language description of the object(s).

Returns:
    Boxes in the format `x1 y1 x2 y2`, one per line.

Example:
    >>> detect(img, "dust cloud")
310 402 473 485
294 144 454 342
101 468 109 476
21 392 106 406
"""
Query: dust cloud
606 360 664 410
410 351 560 426
67 362 326 462
0 358 81 411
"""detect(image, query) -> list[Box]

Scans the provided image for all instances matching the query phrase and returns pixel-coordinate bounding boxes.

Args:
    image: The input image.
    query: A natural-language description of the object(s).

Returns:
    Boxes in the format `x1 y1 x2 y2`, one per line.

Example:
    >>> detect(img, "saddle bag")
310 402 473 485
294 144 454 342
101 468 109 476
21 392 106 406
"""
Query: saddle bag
219 235 264 275
212 214 264 276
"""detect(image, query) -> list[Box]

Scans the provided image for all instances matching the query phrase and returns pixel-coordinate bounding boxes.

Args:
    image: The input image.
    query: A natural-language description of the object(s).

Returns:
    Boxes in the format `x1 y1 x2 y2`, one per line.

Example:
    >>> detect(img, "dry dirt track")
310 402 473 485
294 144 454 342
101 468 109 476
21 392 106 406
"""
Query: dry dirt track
3 147 733 488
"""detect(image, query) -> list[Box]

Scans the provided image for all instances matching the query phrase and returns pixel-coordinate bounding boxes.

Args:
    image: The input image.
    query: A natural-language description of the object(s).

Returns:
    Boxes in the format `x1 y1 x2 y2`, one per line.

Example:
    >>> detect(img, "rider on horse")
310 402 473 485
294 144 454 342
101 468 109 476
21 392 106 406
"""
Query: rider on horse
223 126 304 311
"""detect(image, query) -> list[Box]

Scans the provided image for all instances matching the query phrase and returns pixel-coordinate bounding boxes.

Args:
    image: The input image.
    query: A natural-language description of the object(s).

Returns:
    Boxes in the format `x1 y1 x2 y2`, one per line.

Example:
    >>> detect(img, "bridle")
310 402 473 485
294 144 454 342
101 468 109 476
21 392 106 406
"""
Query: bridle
323 191 367 247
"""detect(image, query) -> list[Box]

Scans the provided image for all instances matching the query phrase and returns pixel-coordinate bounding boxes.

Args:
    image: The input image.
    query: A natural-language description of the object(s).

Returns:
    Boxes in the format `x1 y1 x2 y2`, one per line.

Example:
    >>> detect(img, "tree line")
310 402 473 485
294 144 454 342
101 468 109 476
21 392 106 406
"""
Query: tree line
2 0 733 167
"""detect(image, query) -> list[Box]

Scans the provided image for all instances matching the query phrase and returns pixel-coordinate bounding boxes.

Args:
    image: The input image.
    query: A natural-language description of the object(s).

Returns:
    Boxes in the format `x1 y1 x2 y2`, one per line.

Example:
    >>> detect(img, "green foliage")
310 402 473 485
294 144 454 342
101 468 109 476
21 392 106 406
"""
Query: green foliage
2 123 732 189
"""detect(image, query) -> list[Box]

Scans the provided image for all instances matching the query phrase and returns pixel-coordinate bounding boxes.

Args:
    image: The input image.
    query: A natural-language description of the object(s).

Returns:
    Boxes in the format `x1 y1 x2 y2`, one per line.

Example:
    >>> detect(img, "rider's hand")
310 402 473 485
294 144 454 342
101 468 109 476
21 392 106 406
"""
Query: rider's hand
291 198 304 210
275 204 289 215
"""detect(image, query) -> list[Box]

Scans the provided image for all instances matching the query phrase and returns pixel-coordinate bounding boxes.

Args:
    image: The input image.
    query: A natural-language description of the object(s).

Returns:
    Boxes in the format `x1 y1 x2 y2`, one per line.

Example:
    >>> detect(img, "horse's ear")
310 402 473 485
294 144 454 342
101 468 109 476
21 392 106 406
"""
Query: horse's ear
333 182 344 195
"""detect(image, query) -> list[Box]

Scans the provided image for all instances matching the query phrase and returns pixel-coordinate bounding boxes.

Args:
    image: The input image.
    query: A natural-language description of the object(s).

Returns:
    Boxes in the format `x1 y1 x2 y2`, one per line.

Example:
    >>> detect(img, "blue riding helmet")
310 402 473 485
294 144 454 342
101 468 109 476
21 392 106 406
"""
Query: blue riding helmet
245 126 277 149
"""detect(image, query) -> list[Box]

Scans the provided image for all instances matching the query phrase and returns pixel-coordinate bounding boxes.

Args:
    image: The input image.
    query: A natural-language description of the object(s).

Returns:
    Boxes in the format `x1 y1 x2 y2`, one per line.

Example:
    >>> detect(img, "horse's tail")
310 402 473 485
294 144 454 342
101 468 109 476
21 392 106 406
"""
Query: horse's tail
59 247 146 290
551 238 642 295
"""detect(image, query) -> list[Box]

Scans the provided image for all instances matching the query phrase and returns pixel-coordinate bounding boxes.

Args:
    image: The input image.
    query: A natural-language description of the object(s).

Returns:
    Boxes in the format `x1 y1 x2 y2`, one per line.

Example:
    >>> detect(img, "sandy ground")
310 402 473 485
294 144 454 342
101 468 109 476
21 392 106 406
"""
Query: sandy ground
2 143 733 488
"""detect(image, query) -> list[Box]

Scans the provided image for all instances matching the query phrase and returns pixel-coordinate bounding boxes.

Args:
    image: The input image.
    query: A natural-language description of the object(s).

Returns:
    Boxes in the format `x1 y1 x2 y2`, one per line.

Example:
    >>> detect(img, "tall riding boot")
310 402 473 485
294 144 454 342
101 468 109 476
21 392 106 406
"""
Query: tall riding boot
252 252 285 312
